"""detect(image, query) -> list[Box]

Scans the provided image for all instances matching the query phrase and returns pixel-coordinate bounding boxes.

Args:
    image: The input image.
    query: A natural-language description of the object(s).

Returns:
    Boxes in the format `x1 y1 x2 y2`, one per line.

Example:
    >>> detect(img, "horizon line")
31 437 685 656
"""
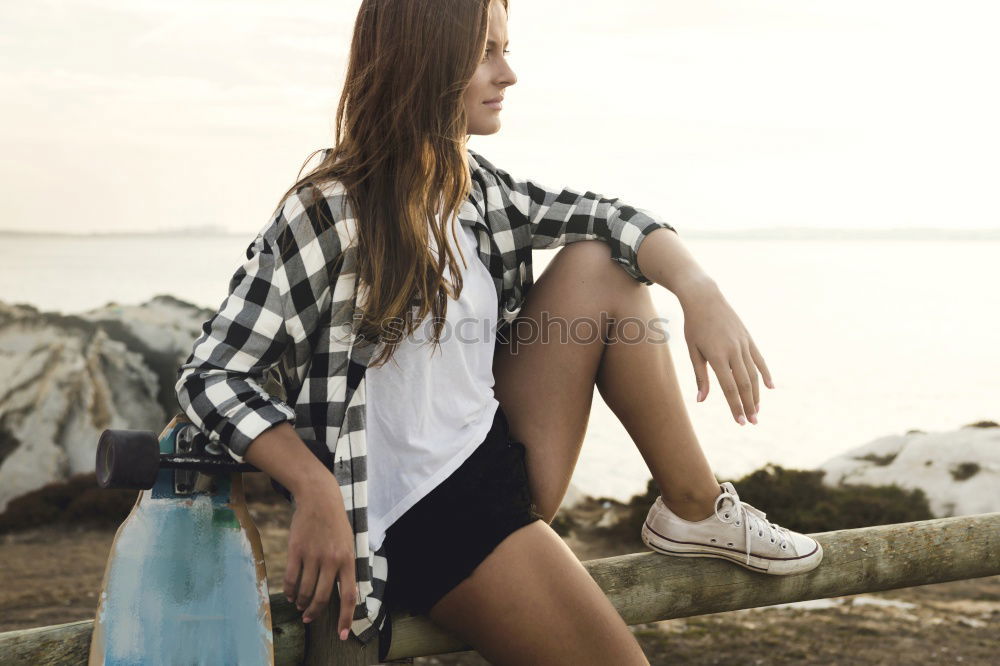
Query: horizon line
2 226 1000 240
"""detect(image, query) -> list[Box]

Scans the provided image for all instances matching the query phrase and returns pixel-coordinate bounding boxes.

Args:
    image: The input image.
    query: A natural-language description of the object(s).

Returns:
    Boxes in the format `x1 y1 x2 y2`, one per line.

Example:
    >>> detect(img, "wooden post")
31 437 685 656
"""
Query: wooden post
2 513 997 665
377 512 1000 661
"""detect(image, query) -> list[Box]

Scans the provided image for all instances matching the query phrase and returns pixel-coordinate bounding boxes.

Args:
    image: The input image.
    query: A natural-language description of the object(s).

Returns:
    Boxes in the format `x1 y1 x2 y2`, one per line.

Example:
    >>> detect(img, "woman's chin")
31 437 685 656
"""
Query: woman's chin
468 118 503 136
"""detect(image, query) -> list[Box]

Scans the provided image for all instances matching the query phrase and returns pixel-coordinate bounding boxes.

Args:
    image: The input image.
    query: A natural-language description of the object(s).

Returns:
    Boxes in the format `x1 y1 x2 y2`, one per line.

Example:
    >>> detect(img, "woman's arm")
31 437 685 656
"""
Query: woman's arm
239 421 359 636
636 216 775 426
485 163 678 285
173 187 359 637
486 162 773 425
174 231 300 463
635 223 717 300
174 189 341 463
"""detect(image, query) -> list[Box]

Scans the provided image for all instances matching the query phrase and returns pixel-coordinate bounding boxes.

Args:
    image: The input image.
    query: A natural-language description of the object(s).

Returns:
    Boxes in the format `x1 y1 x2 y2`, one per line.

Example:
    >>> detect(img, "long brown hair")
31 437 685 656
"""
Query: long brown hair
271 0 508 369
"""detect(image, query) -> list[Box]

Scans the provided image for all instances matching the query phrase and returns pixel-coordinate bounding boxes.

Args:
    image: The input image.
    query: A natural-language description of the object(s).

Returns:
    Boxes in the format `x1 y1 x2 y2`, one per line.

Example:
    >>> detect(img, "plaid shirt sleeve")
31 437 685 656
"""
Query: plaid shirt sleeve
174 187 339 463
489 165 678 284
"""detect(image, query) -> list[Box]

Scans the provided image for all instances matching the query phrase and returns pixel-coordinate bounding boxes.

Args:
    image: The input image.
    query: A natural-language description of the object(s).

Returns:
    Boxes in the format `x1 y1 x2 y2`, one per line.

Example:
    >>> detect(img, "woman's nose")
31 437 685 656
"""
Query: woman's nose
500 65 517 87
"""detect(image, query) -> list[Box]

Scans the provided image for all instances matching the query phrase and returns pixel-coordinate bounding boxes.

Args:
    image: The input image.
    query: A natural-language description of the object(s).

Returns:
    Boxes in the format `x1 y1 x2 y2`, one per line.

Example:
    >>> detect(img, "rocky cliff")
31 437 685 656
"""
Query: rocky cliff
816 422 1000 517
2 295 996 521
0 296 213 512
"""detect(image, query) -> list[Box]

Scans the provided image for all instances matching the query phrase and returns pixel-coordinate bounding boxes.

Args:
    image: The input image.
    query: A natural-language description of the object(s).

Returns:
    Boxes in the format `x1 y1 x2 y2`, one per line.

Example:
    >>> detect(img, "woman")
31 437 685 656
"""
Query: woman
175 0 822 663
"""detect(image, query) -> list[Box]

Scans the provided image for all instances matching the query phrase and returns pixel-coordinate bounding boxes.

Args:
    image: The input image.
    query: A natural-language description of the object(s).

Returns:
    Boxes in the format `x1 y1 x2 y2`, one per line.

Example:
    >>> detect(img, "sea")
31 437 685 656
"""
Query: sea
3 231 998 503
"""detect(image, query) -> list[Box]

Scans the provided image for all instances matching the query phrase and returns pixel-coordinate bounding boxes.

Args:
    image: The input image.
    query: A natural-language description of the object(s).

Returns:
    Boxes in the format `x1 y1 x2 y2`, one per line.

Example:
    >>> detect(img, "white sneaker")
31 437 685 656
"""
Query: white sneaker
640 481 823 575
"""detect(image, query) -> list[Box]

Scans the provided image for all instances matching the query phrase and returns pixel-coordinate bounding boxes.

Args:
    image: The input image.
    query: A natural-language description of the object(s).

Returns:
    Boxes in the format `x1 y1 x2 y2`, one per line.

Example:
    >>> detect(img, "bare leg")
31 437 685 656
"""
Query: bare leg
493 240 722 522
426 241 724 662
427 520 649 665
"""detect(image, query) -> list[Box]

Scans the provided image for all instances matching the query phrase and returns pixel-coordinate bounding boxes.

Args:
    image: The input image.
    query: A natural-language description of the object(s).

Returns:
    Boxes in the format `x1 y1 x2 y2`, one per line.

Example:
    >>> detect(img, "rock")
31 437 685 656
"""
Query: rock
596 507 621 529
816 423 1000 518
559 480 587 511
0 296 212 513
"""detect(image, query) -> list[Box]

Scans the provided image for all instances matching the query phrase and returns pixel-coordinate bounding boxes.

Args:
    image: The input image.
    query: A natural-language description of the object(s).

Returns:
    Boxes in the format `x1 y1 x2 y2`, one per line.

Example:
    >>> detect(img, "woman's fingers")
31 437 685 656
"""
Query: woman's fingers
283 554 302 604
707 346 759 425
748 338 774 390
707 354 744 423
740 343 760 419
729 352 756 424
336 563 359 640
683 292 773 423
296 559 319 612
302 558 336 623
689 343 710 402
280 485 360 641
298 551 359 643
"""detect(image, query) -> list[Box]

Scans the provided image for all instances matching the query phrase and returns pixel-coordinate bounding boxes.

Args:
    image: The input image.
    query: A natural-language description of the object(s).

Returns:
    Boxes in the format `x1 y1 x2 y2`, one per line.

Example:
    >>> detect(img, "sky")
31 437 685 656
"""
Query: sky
2 0 999 235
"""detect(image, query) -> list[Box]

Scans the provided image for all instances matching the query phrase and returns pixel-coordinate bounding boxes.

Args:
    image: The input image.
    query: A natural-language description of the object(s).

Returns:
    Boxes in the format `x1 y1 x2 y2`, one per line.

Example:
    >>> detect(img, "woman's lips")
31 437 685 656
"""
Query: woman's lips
484 101 503 110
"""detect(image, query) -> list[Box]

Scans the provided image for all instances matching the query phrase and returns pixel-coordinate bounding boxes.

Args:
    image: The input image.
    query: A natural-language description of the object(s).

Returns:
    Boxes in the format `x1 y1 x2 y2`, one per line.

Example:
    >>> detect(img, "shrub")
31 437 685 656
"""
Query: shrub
0 473 138 534
853 452 898 466
0 471 287 535
721 465 934 533
950 462 981 481
601 464 934 546
549 512 576 537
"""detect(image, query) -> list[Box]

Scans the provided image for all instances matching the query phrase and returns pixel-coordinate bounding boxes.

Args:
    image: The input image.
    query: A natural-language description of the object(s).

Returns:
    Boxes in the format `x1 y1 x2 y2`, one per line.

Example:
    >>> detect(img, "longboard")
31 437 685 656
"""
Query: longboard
88 414 273 666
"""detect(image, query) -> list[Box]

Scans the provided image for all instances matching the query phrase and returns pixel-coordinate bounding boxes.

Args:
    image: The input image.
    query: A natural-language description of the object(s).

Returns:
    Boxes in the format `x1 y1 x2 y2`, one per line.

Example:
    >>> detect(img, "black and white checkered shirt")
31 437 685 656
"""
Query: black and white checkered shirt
174 147 678 644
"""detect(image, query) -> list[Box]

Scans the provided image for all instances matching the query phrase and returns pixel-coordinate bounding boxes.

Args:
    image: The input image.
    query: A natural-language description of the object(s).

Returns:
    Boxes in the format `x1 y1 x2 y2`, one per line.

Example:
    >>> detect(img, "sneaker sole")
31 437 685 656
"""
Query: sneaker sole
641 522 823 576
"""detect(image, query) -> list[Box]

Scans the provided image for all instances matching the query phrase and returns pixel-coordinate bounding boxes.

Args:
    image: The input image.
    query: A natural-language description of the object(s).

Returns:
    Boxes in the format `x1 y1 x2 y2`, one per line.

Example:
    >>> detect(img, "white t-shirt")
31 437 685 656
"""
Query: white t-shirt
365 213 501 552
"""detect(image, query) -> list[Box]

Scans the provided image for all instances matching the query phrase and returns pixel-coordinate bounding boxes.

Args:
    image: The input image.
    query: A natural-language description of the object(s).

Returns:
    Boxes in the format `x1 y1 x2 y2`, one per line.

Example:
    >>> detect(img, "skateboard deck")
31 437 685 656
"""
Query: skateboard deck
88 414 274 666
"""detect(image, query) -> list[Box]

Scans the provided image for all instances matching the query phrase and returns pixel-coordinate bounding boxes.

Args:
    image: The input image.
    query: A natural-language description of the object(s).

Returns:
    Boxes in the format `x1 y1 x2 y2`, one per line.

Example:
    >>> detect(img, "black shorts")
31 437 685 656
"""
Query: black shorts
376 403 544 653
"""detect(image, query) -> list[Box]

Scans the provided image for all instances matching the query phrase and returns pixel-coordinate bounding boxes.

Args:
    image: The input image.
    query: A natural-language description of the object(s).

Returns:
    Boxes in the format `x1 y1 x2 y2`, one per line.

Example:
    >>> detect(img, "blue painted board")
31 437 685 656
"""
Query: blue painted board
89 417 274 666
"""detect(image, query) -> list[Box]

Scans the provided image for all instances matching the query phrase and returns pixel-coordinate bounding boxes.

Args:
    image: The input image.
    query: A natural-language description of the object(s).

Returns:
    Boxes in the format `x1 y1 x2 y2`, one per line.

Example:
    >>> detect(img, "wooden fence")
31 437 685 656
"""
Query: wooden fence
1 512 997 665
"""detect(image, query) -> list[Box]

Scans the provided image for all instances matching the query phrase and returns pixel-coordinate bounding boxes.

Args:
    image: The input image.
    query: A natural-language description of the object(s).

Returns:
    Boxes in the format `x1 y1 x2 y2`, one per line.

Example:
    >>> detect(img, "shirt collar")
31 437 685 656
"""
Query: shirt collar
466 147 487 176
318 146 488 226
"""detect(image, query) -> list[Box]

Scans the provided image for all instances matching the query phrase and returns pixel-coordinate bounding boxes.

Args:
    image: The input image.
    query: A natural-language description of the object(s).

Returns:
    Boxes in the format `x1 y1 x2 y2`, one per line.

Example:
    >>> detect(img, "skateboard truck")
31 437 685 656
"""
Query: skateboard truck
96 421 260 495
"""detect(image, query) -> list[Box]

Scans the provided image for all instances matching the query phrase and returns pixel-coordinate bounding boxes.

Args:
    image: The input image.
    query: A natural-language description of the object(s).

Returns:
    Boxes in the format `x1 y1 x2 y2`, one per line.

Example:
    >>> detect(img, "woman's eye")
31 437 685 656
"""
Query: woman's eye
482 49 511 61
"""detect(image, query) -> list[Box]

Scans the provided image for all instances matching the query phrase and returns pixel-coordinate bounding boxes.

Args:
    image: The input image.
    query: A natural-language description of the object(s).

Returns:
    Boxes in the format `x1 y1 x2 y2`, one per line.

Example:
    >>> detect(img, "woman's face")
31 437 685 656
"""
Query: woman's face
464 0 516 136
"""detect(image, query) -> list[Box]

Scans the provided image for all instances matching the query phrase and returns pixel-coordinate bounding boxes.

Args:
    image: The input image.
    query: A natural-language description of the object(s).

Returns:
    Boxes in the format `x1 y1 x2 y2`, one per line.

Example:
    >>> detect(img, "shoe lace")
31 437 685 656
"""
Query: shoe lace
713 487 791 565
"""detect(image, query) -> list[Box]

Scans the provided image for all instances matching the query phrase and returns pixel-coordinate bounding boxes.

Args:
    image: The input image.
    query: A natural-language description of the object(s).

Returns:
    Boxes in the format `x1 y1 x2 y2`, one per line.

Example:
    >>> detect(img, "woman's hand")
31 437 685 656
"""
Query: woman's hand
285 482 359 640
675 276 774 425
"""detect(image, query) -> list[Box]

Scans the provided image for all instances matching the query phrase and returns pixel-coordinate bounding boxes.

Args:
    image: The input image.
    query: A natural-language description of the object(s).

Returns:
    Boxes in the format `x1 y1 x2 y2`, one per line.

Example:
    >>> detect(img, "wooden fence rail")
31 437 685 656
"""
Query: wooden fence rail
2 513 997 665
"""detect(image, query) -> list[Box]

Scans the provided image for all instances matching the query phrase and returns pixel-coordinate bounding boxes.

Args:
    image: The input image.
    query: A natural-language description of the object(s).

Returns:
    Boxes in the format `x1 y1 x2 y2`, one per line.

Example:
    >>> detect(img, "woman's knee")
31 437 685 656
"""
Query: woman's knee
548 240 645 298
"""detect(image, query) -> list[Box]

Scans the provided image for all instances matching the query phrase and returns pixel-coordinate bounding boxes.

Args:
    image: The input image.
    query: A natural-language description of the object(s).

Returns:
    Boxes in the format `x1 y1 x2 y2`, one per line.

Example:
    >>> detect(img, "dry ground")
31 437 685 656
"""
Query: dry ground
1 480 996 665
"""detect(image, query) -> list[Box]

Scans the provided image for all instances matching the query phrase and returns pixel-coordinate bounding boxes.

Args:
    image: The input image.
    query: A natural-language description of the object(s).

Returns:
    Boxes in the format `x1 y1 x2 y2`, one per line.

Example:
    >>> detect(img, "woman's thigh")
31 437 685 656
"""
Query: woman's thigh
427 519 649 665
492 240 642 521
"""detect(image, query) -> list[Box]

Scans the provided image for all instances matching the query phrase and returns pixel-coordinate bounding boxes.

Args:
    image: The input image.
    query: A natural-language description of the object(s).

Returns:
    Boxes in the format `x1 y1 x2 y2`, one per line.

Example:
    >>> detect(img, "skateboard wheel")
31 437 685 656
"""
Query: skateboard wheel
96 429 161 489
